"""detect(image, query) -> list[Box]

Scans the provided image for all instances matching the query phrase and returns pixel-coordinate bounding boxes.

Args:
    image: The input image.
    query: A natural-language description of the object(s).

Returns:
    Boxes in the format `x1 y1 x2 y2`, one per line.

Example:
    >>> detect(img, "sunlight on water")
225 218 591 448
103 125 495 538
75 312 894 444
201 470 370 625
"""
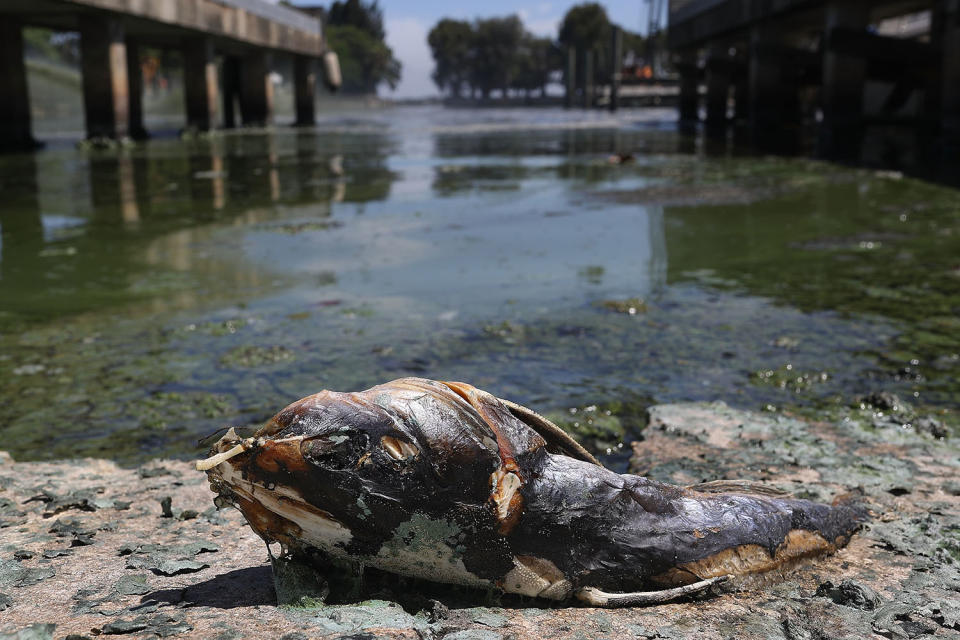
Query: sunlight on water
1 106 958 464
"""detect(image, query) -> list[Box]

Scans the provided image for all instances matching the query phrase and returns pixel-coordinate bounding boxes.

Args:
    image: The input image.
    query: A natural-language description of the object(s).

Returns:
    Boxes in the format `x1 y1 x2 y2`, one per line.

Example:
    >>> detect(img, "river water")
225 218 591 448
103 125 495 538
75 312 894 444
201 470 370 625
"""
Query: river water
1 106 958 465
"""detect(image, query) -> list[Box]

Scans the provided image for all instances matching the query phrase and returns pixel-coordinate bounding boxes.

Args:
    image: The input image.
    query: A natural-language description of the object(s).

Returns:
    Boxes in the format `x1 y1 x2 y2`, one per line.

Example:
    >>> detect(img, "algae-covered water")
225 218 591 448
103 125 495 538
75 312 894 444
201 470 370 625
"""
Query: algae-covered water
1 106 958 464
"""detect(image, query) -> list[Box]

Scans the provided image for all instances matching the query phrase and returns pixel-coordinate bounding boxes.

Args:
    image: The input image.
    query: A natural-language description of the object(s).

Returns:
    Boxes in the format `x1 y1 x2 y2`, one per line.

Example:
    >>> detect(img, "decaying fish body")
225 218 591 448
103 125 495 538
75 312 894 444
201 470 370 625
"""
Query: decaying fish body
199 378 866 606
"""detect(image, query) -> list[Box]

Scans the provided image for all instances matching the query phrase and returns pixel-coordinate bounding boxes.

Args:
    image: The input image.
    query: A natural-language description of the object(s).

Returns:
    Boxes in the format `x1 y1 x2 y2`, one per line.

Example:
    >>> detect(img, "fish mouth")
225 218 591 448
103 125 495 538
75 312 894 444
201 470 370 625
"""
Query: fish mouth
197 428 258 471
197 427 261 508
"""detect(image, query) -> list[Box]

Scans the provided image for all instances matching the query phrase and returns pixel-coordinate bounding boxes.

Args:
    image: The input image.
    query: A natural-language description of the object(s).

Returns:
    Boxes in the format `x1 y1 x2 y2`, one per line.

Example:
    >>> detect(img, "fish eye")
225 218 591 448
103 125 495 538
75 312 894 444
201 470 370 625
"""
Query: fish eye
301 429 370 470
380 435 419 462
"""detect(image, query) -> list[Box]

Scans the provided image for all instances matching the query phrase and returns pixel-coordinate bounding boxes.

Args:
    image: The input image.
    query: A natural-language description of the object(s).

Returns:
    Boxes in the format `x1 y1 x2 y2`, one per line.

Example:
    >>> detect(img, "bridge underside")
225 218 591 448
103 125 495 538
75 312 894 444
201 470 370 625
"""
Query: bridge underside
667 0 959 160
0 0 325 149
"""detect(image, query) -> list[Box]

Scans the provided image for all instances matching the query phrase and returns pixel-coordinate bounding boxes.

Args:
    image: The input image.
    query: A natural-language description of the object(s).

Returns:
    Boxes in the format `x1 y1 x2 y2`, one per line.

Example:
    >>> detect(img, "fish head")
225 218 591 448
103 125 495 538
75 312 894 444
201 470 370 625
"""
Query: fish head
199 380 504 556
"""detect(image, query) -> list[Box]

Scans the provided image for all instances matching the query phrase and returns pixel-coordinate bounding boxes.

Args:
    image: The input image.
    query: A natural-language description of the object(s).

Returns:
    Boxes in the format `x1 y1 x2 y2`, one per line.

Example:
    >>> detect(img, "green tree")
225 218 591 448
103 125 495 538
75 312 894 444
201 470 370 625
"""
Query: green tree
325 24 401 94
322 0 400 94
471 15 523 98
558 2 611 91
427 19 474 98
327 0 386 40
511 35 559 98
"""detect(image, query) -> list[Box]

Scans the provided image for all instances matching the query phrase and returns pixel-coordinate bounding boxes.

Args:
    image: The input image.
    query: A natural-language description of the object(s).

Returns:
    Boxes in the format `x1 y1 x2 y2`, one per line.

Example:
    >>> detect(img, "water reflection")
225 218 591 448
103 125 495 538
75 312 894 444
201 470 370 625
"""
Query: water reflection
2 108 958 464
0 130 400 321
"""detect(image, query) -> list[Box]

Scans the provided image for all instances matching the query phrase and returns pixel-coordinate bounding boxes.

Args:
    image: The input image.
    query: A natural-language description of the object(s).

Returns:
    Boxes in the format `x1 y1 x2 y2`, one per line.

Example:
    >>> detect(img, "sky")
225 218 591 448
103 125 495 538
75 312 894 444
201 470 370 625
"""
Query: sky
292 1 663 98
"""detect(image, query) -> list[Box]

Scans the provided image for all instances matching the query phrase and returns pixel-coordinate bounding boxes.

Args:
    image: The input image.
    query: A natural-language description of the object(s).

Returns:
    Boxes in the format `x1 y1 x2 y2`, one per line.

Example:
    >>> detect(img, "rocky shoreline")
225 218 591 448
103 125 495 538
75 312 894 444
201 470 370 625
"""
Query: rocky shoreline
1 402 958 640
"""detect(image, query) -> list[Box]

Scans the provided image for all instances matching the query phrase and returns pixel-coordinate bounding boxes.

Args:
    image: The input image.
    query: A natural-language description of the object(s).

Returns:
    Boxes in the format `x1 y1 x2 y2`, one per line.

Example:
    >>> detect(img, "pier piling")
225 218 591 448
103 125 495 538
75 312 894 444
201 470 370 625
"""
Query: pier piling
294 55 317 126
943 0 960 155
80 15 130 139
0 20 36 150
676 50 699 123
184 37 219 132
240 51 274 127
126 40 147 140
0 0 327 148
705 45 731 127
821 0 869 157
668 0 959 160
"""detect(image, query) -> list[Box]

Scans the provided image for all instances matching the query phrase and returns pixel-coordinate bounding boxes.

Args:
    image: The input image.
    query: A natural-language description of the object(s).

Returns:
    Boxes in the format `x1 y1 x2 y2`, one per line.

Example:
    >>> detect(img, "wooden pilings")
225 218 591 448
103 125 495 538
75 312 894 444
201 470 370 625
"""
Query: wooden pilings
294 54 317 126
820 0 869 157
583 50 594 108
676 50 699 123
0 20 36 150
0 19 328 148
668 0 960 161
240 51 273 126
704 46 731 127
79 15 130 139
183 37 219 131
564 48 575 109
609 26 622 112
942 0 960 154
126 40 147 140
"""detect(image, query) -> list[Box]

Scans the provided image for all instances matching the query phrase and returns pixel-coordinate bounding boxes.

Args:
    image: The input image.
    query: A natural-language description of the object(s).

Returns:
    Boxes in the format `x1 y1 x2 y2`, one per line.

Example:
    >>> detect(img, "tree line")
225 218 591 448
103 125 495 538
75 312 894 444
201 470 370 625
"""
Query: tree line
428 3 648 99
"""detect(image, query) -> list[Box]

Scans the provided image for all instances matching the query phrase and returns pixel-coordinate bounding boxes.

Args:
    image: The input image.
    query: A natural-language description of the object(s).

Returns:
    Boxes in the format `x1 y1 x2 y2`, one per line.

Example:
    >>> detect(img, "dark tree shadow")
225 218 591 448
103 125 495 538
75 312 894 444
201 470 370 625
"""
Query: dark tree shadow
143 566 276 609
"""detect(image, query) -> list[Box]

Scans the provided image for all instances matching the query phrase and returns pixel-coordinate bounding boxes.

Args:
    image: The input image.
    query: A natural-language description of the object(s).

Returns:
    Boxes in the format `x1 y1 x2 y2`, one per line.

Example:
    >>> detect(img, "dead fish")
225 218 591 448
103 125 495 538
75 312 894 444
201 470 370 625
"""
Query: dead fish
198 378 867 607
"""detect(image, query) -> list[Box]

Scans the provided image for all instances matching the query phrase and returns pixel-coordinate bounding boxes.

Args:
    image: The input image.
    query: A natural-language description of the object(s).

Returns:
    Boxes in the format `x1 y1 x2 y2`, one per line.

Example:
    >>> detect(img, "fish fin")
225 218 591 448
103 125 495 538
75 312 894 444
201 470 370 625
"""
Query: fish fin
499 398 602 466
686 479 791 497
575 575 730 607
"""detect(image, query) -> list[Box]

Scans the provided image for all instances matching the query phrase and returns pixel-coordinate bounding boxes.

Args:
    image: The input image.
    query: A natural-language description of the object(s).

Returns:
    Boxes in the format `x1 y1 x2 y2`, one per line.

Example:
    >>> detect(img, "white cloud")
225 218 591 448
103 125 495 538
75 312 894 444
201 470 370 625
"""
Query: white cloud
385 16 438 99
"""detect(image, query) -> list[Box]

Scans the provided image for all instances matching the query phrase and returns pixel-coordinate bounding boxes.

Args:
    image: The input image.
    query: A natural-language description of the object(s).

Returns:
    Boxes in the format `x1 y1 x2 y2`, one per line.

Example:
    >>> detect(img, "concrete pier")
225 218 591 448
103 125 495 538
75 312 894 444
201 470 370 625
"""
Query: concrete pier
667 0 952 158
704 46 731 127
184 38 219 132
609 27 622 112
0 20 36 150
294 55 317 126
676 50 699 123
0 0 327 147
222 56 241 130
80 16 129 139
943 1 960 154
747 25 797 132
583 50 594 109
821 0 869 156
126 40 147 140
240 51 273 126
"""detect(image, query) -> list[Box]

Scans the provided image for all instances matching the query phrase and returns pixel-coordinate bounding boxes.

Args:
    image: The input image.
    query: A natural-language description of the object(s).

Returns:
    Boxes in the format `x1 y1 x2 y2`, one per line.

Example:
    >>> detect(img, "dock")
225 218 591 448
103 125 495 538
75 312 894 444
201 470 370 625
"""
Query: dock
667 0 959 157
0 0 331 149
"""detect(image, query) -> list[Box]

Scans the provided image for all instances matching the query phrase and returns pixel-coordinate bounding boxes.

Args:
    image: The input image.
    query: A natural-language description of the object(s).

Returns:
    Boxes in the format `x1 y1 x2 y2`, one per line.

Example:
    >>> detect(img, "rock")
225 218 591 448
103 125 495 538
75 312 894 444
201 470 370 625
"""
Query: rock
137 466 173 479
100 619 149 635
114 574 151 596
48 518 95 546
914 416 948 439
816 580 881 610
858 392 904 412
442 632 503 640
0 624 55 640
0 402 957 640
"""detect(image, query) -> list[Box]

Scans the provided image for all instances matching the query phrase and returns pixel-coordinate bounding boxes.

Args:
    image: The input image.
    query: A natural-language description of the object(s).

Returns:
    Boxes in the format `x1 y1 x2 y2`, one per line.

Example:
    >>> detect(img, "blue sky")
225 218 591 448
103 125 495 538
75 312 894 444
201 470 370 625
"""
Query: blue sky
292 1 662 98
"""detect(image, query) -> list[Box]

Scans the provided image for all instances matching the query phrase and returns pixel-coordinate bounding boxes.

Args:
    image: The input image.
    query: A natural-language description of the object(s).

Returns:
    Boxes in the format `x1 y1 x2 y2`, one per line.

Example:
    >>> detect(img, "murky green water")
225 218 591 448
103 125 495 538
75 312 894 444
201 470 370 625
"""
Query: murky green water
1 106 958 465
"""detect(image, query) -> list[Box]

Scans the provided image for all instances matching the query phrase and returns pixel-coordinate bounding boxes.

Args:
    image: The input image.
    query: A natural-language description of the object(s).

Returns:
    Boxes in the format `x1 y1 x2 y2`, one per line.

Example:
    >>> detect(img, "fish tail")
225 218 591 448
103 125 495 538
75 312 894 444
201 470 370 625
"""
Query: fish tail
657 493 869 585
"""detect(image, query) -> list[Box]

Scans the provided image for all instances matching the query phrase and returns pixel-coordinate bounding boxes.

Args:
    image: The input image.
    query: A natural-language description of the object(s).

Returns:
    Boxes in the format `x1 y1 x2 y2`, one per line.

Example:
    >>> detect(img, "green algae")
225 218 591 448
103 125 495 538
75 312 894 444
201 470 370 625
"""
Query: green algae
1 120 959 466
